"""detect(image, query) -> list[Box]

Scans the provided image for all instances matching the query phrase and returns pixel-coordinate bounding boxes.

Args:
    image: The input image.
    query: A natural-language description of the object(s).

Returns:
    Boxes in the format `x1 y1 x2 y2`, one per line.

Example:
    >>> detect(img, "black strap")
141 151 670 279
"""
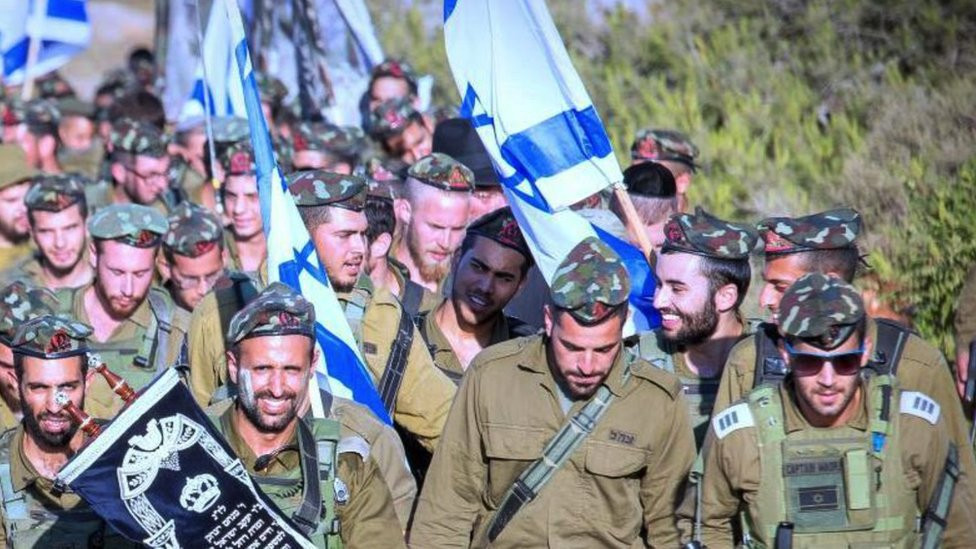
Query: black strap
377 308 415 415
921 443 960 549
753 323 789 389
217 276 260 342
868 318 911 376
488 479 535 542
401 280 424 317
290 419 323 537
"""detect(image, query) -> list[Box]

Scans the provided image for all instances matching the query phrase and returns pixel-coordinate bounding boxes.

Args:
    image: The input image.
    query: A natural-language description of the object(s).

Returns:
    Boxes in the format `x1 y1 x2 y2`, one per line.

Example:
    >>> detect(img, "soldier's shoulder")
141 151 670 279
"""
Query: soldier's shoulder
0 255 36 282
629 357 683 400
709 400 758 441
470 334 540 372
726 331 761 372
898 389 942 426
365 284 400 313
331 396 385 442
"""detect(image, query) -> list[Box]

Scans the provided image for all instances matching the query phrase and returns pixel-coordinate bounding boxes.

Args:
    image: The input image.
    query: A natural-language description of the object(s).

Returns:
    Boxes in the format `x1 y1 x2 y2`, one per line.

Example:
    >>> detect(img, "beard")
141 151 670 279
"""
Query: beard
660 297 719 347
22 394 82 449
407 230 451 284
0 216 29 243
237 370 298 434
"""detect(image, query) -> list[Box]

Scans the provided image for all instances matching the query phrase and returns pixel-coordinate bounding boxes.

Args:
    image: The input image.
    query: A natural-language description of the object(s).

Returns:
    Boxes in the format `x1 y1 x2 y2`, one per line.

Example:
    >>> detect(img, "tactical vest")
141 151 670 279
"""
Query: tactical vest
735 376 924 547
0 429 112 548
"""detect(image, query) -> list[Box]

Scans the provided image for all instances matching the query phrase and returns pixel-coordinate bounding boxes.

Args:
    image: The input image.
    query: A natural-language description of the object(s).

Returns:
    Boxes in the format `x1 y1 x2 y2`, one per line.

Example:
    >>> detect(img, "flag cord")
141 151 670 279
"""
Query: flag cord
193 0 220 197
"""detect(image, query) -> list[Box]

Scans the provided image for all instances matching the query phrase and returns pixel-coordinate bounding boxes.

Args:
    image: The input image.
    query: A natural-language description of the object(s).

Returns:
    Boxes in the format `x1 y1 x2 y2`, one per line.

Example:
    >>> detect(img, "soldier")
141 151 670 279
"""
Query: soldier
687 274 976 547
432 118 508 222
366 59 419 115
290 121 363 174
0 146 37 270
55 97 100 180
256 74 288 136
54 204 187 392
416 207 536 383
369 97 434 165
213 283 406 547
19 100 61 174
630 128 699 212
411 237 696 547
392 153 473 292
159 202 226 312
632 208 757 447
610 160 678 251
1 174 92 289
218 141 267 280
0 314 139 547
107 118 173 213
0 283 57 432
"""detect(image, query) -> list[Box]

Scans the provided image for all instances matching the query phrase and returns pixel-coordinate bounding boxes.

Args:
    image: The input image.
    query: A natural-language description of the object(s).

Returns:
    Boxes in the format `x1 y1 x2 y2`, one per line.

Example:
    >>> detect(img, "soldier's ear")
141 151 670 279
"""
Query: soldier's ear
370 232 392 261
88 241 98 269
543 305 554 337
394 197 411 227
714 282 739 313
860 336 873 367
110 161 127 184
226 350 239 385
156 252 171 281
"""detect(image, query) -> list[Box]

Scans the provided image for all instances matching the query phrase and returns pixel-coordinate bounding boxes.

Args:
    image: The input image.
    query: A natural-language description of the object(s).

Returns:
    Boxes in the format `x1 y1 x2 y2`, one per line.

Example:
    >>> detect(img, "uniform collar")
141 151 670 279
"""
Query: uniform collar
780 376 870 434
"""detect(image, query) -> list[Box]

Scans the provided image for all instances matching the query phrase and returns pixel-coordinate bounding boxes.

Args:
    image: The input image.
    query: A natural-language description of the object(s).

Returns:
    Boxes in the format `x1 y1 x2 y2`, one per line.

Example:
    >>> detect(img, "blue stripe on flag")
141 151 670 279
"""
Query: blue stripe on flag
458 85 493 128
313 325 389 418
592 225 661 332
46 0 87 21
499 106 613 184
189 80 217 115
3 38 29 75
443 0 460 23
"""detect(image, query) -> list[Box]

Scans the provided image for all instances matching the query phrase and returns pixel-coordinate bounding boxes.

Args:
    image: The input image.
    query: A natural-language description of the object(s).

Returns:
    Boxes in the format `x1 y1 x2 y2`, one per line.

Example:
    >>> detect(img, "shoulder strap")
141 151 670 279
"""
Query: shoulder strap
0 463 27 521
400 280 424 318
377 306 415 416
753 324 790 389
921 443 961 549
868 318 912 376
291 418 341 538
487 360 634 542
146 289 173 373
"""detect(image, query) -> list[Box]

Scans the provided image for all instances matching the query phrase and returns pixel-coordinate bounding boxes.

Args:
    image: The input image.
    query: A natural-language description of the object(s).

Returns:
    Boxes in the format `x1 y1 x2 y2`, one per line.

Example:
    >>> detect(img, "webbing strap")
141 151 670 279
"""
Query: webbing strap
291 420 323 537
921 443 960 549
377 308 414 415
146 290 173 373
0 463 26 521
869 319 910 376
753 324 789 389
401 280 424 317
486 361 633 542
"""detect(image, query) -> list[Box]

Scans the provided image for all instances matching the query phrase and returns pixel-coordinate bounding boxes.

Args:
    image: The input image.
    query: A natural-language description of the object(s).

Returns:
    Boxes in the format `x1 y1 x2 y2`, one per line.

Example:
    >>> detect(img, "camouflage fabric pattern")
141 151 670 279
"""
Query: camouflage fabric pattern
24 173 89 212
370 96 419 138
0 145 39 190
758 208 861 255
662 207 757 260
218 141 255 176
550 236 630 324
110 118 168 158
292 121 364 158
287 170 367 210
371 59 418 88
407 153 474 192
0 282 58 340
10 314 92 358
25 99 60 135
467 206 532 261
630 128 700 169
226 281 316 344
164 202 224 257
257 73 288 107
778 272 864 349
88 203 167 247
211 117 251 145
366 177 401 201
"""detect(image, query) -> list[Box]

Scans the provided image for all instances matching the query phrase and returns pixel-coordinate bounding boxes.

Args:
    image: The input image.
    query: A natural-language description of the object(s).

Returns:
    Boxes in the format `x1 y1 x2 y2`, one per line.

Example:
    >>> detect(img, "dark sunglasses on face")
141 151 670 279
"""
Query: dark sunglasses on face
785 341 865 377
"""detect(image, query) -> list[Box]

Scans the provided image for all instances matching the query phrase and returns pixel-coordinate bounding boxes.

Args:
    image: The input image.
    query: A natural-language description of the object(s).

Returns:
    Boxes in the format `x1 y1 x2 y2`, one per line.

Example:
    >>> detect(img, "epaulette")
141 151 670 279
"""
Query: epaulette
711 402 755 440
337 435 371 460
899 391 940 425
629 358 682 399
470 334 535 368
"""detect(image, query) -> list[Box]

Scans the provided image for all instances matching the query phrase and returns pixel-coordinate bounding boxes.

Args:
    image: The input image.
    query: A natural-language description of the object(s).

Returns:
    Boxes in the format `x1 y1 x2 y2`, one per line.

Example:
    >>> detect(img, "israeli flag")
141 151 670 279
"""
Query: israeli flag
445 0 657 331
0 0 91 85
178 0 246 124
221 0 391 424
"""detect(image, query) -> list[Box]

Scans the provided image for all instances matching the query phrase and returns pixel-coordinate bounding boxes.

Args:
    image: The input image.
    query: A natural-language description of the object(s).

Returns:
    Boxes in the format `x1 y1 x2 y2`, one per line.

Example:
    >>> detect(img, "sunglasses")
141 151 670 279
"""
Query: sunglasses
785 341 865 377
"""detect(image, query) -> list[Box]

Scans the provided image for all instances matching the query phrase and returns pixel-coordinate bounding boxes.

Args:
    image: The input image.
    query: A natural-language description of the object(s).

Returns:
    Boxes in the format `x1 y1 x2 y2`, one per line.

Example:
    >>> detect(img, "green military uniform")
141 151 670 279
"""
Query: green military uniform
0 314 137 547
690 274 976 547
630 208 758 449
411 237 697 548
0 145 38 271
211 283 405 548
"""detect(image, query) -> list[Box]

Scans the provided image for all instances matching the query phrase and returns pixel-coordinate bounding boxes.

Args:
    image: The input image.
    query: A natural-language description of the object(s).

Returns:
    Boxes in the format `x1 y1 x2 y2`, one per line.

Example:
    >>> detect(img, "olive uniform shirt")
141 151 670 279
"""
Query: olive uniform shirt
224 234 268 286
215 406 406 548
57 144 103 181
0 399 17 433
0 243 32 272
388 257 439 315
410 335 697 548
0 252 92 290
692 378 976 548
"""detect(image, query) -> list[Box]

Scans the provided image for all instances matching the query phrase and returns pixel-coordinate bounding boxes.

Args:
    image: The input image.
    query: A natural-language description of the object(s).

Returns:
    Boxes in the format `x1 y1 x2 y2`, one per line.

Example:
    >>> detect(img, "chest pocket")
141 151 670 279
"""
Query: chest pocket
483 424 547 506
783 439 879 533
584 442 647 478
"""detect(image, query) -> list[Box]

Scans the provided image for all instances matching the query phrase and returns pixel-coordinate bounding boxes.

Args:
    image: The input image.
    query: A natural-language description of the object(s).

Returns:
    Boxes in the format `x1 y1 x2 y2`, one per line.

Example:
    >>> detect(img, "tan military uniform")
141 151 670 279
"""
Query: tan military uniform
0 425 139 547
0 400 18 433
224 234 268 285
213 406 406 548
691 377 976 548
0 252 92 290
389 257 440 315
0 244 32 272
410 335 696 548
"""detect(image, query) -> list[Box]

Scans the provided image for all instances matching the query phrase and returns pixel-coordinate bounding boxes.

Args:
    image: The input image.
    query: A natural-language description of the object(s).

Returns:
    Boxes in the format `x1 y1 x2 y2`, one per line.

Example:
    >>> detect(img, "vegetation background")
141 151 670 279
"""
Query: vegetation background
370 0 976 356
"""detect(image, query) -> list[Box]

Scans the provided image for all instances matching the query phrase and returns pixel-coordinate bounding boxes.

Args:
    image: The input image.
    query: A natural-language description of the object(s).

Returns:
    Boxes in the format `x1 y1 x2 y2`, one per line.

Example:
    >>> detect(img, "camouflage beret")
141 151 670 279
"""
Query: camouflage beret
0 282 58 341
287 170 368 211
25 99 60 135
371 59 418 88
363 156 407 184
551 237 630 324
1 98 25 126
407 153 474 192
210 117 251 145
164 202 224 257
365 177 402 202
630 128 699 171
292 122 364 158
758 208 861 255
110 118 168 157
779 273 864 350
369 97 420 138
467 206 532 262
10 314 92 359
88 203 167 247
0 145 39 191
226 282 316 345
218 141 255 176
57 97 95 119
257 74 288 106
25 173 89 212
662 208 757 260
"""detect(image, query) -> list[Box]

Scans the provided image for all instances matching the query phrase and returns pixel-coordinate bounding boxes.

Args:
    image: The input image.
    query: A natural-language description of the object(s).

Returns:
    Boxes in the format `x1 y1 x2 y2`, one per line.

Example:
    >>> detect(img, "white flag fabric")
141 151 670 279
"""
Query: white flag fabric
178 0 246 124
221 0 392 423
0 0 91 85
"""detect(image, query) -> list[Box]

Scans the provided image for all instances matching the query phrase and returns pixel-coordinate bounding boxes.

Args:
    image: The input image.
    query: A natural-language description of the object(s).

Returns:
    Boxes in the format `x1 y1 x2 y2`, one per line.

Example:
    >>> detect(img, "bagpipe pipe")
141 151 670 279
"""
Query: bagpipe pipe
53 354 316 549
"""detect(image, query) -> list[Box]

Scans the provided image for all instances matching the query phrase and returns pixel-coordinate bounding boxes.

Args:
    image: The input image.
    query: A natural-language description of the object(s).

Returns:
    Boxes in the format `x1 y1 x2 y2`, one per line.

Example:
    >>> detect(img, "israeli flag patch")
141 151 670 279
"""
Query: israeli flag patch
899 391 940 425
712 403 755 440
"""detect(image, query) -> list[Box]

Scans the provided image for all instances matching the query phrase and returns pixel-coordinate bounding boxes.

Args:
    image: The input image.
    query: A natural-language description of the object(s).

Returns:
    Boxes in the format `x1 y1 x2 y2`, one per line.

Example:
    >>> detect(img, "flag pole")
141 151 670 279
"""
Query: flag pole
193 0 221 197
20 0 48 101
611 183 656 266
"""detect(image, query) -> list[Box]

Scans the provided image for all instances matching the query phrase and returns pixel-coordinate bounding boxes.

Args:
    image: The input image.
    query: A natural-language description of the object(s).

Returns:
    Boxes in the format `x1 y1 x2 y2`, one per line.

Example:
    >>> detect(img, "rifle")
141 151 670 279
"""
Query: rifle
966 340 976 445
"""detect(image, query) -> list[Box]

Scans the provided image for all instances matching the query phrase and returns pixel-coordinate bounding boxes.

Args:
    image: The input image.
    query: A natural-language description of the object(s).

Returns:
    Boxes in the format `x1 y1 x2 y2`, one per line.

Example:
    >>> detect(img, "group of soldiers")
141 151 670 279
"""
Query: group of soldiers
0 49 973 548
